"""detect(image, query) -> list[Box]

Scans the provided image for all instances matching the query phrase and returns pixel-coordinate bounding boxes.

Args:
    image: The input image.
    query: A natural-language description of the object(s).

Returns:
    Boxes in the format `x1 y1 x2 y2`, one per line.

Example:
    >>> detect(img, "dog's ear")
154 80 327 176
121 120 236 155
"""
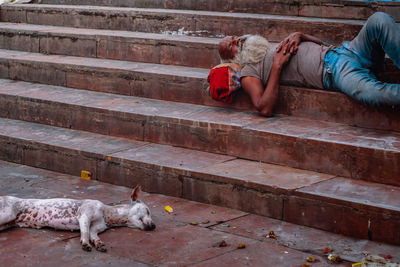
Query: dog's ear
130 185 141 202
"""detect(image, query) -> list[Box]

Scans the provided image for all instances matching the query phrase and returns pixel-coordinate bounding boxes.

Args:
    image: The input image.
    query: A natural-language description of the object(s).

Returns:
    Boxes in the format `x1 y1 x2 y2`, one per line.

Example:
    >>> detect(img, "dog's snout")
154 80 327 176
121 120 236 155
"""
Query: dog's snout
145 222 156 231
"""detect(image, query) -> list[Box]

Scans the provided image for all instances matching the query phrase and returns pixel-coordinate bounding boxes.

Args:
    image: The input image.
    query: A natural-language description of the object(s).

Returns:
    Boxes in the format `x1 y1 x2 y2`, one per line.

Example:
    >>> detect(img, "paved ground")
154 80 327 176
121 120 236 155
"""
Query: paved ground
1 160 399 267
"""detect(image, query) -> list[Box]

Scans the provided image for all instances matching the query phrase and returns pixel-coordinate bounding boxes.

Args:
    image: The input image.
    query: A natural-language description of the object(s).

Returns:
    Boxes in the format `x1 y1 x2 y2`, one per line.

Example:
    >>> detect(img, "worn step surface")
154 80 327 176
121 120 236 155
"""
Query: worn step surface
0 4 365 43
2 160 400 265
0 119 399 245
1 0 399 249
0 50 399 133
2 22 399 77
31 0 400 21
0 80 399 186
0 22 220 68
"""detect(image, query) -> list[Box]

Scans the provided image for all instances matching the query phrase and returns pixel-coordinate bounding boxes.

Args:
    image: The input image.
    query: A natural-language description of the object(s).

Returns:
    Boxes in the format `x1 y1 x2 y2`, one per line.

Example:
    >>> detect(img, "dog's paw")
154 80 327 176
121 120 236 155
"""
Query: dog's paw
95 243 107 253
81 243 92 252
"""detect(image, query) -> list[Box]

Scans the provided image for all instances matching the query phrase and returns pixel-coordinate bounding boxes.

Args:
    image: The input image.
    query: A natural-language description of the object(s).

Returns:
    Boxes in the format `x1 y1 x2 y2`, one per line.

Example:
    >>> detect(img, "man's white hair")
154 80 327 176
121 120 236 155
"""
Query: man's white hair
222 35 270 66
210 35 270 96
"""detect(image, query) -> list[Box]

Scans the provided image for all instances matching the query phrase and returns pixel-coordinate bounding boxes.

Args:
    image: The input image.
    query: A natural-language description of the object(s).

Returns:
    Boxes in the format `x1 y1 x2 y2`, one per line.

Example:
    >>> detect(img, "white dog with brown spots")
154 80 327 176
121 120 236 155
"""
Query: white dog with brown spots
0 185 155 252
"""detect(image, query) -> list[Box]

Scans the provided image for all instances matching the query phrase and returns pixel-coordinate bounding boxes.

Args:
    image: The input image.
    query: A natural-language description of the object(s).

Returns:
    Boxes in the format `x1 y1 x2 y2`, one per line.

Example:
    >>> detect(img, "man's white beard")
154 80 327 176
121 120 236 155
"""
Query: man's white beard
233 35 270 66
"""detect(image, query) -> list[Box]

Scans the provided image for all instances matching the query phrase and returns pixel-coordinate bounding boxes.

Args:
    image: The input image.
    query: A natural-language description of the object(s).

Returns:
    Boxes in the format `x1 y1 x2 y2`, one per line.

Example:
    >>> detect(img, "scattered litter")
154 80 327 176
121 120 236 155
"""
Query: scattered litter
284 251 289 254
220 223 229 227
211 210 216 214
228 10 234 13
246 229 252 233
360 254 400 267
328 254 343 263
301 264 311 267
352 262 365 267
161 27 212 37
190 222 198 226
164 205 173 213
176 223 186 227
386 255 393 259
80 170 92 180
365 254 390 264
306 256 315 262
323 247 333 254
213 240 228 247
201 220 210 224
107 156 111 161
266 231 276 239
221 236 228 239
232 226 237 229
237 243 246 249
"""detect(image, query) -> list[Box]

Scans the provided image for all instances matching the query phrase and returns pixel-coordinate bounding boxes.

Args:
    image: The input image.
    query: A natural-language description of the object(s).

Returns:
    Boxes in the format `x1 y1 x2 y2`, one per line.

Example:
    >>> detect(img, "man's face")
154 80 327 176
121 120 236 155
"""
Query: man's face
218 36 241 60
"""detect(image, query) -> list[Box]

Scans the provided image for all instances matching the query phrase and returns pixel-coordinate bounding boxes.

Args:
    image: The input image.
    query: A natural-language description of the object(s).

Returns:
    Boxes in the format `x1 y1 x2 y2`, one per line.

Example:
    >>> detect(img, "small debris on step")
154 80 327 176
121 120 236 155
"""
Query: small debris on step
213 240 228 247
328 254 343 263
266 231 276 239
306 256 315 262
164 205 173 213
364 254 390 264
237 243 246 249
80 170 92 180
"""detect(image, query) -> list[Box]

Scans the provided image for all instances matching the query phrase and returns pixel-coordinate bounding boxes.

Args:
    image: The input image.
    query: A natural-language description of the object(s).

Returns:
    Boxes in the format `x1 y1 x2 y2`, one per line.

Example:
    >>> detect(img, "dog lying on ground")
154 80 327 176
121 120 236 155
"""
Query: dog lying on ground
0 185 155 252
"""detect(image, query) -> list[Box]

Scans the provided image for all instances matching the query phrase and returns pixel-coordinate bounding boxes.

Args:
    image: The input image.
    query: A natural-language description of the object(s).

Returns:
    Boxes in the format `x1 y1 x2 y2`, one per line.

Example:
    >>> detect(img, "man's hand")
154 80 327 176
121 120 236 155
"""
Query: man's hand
277 32 329 55
276 32 302 55
273 46 293 69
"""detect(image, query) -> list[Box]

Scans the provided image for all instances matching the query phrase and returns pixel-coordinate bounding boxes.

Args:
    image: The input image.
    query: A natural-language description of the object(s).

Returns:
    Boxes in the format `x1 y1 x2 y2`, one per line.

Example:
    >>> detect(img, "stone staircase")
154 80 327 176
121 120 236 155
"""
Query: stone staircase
0 0 399 246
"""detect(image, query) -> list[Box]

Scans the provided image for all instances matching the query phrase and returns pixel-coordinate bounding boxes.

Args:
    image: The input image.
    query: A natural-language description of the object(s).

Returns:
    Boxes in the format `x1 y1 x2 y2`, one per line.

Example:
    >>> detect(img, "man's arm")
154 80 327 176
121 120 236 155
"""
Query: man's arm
241 49 291 116
277 32 329 55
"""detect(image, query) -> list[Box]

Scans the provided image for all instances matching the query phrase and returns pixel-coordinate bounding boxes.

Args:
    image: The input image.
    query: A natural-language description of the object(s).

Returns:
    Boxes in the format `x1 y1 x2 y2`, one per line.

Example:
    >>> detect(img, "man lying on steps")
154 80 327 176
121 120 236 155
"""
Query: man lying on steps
207 12 400 117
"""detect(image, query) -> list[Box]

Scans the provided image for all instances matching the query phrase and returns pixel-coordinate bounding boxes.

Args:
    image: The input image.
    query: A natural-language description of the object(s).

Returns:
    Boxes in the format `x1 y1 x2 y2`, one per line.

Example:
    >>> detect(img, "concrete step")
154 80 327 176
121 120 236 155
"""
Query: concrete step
31 0 400 22
0 50 399 133
0 118 399 245
0 22 220 68
2 22 398 80
1 22 399 81
0 4 366 44
0 79 399 186
2 160 400 264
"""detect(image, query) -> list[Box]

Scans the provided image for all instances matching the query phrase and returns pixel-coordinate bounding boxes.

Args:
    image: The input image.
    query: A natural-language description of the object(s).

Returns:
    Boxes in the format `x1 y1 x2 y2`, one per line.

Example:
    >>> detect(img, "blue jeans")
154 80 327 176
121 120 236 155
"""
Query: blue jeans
323 12 400 106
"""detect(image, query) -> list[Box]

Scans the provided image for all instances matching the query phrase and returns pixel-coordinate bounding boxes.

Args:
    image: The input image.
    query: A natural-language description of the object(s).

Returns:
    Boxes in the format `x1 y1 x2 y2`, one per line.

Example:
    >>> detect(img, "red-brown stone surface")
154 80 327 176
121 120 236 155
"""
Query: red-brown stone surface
1 4 365 43
1 160 400 266
29 0 400 22
0 51 399 133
